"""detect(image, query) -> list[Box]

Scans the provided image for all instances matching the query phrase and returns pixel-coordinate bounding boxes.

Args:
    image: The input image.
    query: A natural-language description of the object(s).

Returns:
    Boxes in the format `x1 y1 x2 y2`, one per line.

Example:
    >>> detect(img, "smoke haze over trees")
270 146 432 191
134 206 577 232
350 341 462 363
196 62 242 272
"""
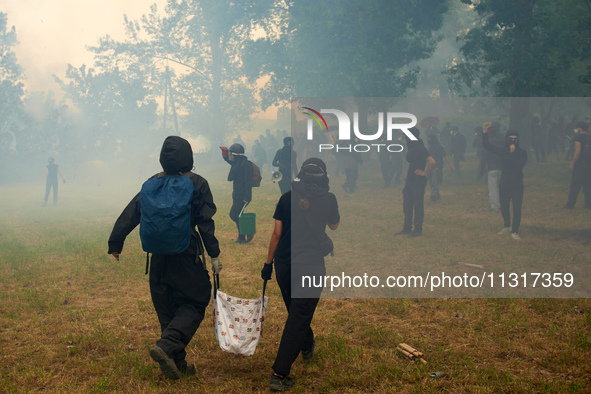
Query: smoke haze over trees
0 1 590 184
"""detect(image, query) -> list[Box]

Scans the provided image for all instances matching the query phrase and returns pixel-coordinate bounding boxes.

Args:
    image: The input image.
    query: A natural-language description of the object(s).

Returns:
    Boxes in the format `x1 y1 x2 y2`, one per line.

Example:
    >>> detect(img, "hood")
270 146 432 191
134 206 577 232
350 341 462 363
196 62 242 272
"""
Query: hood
159 136 194 174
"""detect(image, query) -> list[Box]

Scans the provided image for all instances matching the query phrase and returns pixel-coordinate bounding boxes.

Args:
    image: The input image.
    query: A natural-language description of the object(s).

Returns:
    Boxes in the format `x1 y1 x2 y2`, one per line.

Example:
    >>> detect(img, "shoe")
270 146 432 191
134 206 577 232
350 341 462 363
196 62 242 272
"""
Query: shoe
270 374 295 391
178 363 196 377
562 205 574 210
511 233 521 240
301 340 315 364
245 234 255 243
407 231 422 238
497 227 511 235
149 346 180 380
234 238 246 244
394 229 411 236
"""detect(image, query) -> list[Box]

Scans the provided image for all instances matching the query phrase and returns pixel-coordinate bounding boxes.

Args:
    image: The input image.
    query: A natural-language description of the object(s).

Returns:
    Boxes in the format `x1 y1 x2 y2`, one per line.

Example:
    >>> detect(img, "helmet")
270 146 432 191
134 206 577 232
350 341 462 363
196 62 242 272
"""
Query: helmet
228 143 245 154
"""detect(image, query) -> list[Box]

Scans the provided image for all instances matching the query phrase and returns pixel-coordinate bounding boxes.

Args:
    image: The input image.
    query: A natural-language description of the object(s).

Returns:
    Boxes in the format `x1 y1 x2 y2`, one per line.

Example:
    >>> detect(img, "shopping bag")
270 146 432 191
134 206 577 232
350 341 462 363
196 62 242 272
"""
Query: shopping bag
212 275 268 356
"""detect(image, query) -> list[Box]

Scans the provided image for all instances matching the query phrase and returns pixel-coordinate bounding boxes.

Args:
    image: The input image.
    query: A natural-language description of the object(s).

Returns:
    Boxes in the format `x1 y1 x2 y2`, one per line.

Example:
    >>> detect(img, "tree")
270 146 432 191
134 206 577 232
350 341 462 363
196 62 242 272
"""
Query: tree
0 12 26 183
87 0 275 141
447 0 591 141
244 0 448 132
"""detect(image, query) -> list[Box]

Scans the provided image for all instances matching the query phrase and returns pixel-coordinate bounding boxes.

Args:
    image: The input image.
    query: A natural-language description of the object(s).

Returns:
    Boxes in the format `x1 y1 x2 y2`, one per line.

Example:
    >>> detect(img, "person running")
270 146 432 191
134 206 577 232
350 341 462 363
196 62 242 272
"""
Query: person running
108 136 222 379
261 158 340 391
482 123 528 240
43 157 66 206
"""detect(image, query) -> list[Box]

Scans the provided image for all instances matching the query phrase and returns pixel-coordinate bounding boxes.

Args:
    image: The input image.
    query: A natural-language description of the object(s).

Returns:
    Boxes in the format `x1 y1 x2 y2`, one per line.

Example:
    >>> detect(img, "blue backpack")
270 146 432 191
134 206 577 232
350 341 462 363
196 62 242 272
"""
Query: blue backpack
139 173 194 255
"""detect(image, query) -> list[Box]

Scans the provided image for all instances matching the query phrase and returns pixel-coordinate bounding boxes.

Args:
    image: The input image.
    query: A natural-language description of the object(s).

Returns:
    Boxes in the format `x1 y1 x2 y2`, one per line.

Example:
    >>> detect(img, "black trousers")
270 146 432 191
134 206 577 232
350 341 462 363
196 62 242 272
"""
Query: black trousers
44 178 58 204
278 169 291 195
149 252 211 368
343 168 359 192
566 167 591 208
402 177 427 233
499 181 524 233
272 260 323 377
229 198 247 238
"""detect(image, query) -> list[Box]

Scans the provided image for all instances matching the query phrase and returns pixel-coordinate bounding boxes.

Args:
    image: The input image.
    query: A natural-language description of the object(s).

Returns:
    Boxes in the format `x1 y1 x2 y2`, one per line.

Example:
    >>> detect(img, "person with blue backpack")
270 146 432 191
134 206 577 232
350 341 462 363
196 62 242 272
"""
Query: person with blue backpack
108 136 222 380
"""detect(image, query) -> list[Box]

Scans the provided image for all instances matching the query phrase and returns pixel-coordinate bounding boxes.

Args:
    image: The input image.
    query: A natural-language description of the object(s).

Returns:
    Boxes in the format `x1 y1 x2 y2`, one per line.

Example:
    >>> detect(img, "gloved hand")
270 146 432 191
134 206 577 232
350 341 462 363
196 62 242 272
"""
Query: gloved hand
261 262 273 281
211 257 222 275
220 146 229 159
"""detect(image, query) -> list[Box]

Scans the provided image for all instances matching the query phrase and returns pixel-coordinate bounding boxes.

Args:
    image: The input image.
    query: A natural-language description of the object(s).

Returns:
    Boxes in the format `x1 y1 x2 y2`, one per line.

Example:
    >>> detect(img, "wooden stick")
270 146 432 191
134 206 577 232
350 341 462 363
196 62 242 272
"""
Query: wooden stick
396 347 415 359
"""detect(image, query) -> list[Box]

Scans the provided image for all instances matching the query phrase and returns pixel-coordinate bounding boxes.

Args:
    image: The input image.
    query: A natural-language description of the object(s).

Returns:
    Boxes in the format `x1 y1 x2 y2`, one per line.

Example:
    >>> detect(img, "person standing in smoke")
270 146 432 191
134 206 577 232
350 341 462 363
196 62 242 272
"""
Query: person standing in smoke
450 126 466 177
253 139 267 175
260 158 340 391
221 143 254 243
473 126 487 180
530 116 547 163
395 127 436 237
482 123 528 240
272 137 298 195
43 157 66 206
563 121 591 210
482 122 504 212
426 134 454 204
341 148 362 193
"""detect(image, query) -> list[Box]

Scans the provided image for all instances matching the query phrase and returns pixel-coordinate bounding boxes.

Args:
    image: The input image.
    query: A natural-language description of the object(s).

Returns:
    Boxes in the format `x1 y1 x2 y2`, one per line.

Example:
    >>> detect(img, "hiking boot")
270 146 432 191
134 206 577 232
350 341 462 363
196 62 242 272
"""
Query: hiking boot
270 374 295 391
234 238 246 244
511 233 521 240
497 227 511 235
178 363 196 377
301 341 316 364
245 234 255 243
149 346 180 380
394 229 411 236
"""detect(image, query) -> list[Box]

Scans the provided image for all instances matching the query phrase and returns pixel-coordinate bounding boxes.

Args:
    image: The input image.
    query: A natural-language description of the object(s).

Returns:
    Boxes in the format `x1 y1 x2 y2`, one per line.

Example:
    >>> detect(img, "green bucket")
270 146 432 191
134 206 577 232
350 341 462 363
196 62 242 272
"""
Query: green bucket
239 213 256 235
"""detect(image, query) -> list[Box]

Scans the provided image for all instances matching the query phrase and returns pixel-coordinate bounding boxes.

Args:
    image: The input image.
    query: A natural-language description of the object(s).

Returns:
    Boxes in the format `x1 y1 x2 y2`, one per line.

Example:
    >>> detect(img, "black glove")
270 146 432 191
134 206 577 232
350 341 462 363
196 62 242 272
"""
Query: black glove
261 262 273 281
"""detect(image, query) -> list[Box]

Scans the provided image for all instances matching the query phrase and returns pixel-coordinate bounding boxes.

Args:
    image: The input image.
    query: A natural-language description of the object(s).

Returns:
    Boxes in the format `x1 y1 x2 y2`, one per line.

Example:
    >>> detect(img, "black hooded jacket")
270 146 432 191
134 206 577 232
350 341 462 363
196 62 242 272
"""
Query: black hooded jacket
226 155 253 202
108 136 220 258
483 132 527 185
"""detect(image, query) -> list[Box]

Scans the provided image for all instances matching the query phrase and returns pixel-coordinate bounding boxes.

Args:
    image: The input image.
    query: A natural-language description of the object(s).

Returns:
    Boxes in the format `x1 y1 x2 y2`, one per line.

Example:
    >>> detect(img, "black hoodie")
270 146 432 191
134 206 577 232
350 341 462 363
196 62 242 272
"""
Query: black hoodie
108 136 220 258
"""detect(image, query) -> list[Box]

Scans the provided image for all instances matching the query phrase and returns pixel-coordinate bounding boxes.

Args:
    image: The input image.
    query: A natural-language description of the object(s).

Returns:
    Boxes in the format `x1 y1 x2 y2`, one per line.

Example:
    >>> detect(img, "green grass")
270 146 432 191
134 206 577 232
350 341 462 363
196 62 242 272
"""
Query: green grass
0 156 590 392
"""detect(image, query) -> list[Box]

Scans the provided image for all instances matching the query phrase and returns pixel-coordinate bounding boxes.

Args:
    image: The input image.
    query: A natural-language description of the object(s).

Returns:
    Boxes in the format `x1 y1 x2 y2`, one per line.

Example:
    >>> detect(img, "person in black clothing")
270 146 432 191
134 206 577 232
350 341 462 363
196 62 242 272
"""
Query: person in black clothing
530 116 547 163
43 157 66 206
221 143 254 243
272 137 298 195
427 134 454 204
261 157 340 391
563 121 591 209
108 136 222 379
395 127 436 237
450 126 466 177
482 123 528 240
473 126 487 179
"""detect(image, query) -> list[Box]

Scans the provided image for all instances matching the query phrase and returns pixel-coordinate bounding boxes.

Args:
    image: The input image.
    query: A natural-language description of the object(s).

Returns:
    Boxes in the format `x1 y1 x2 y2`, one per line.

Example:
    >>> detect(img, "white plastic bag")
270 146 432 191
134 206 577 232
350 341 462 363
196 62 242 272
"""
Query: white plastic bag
212 279 268 357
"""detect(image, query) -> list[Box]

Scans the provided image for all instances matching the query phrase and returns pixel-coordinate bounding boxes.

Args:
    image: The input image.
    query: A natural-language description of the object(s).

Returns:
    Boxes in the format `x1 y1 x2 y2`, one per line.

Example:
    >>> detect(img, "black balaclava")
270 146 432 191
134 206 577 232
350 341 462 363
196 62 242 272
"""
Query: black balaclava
291 158 330 208
505 130 520 148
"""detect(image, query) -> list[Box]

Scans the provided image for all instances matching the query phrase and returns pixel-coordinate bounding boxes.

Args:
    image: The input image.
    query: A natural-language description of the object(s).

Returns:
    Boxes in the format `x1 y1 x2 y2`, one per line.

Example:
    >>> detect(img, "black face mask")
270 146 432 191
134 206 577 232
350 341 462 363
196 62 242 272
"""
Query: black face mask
505 135 519 147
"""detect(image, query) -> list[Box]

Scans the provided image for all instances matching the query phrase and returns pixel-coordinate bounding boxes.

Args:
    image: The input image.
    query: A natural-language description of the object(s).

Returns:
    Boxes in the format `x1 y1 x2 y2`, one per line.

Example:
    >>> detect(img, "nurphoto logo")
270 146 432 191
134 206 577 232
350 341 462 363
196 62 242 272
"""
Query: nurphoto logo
303 107 417 153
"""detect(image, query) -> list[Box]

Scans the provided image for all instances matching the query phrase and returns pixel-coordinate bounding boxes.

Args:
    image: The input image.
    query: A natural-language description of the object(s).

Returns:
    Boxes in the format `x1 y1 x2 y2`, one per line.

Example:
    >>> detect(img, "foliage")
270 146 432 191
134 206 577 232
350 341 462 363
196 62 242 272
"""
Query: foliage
448 0 591 97
244 0 448 110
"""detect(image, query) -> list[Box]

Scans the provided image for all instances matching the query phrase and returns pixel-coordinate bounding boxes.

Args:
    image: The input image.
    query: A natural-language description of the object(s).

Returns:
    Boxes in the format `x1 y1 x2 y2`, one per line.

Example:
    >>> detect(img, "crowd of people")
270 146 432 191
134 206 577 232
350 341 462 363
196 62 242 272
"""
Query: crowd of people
102 113 590 391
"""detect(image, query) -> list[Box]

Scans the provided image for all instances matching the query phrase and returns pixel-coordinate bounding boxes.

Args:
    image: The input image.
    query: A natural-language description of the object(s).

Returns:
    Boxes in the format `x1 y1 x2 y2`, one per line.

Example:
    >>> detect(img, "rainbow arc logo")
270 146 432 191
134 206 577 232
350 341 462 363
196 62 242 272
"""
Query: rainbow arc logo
303 107 328 132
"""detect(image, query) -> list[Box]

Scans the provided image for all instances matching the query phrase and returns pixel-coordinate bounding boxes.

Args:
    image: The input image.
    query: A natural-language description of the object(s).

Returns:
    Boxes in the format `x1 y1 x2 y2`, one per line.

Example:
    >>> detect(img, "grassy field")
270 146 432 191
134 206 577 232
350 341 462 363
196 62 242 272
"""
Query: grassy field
0 155 590 393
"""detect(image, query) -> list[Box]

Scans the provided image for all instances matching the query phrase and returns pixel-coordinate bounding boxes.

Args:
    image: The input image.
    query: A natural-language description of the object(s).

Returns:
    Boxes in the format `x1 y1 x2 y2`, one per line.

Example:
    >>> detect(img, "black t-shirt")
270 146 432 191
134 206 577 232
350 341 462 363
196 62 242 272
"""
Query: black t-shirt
273 190 340 264
405 141 430 181
47 163 59 180
575 133 591 168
